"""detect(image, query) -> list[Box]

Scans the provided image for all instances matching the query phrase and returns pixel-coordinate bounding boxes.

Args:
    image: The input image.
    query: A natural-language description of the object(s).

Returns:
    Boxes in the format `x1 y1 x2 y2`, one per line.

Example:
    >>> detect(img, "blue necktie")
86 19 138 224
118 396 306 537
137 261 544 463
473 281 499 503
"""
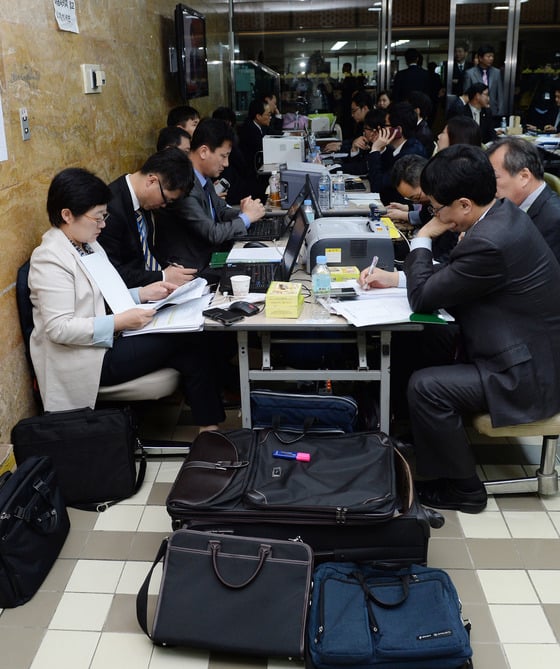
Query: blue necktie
204 181 216 221
135 209 161 271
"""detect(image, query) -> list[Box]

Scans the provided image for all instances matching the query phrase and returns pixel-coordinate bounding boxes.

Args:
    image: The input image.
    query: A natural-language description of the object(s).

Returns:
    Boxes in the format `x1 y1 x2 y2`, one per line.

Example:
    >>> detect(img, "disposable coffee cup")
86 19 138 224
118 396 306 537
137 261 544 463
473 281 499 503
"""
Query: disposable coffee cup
230 275 251 297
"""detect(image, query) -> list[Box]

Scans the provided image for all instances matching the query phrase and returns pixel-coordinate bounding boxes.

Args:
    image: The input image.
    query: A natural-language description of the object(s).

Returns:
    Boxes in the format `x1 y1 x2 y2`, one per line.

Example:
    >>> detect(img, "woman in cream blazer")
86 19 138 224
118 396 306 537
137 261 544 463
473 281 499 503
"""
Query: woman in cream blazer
29 168 225 430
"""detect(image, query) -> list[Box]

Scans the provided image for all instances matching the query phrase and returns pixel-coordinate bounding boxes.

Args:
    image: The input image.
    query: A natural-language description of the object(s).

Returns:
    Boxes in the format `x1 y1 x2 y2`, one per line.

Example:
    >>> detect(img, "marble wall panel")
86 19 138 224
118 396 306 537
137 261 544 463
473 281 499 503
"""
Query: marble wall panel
0 1 229 439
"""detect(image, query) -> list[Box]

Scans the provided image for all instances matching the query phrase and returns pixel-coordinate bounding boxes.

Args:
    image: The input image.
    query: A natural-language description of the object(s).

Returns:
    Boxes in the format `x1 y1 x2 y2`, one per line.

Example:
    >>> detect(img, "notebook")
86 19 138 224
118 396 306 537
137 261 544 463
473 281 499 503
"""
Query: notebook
221 206 309 293
243 181 309 241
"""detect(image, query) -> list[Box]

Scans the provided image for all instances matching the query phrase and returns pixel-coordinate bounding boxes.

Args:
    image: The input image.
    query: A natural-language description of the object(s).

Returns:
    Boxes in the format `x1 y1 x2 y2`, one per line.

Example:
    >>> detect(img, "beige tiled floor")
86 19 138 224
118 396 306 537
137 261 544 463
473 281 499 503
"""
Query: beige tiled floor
1 399 560 668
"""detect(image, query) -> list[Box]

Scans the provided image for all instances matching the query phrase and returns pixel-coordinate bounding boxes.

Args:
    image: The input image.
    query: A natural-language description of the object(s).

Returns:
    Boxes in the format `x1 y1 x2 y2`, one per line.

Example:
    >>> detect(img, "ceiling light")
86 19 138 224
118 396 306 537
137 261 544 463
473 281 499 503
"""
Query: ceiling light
390 39 410 48
331 41 348 51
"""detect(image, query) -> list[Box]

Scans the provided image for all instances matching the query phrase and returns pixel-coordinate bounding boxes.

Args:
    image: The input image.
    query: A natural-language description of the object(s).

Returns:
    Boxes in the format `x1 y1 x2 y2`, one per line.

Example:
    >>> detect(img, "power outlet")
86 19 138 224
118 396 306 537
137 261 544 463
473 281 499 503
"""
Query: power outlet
81 64 104 94
19 107 30 141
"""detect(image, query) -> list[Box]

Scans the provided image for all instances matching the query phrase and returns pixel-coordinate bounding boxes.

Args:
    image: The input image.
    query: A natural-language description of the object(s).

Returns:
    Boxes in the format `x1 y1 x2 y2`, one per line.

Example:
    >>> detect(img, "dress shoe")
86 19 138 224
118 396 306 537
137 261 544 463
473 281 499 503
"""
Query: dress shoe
415 478 487 514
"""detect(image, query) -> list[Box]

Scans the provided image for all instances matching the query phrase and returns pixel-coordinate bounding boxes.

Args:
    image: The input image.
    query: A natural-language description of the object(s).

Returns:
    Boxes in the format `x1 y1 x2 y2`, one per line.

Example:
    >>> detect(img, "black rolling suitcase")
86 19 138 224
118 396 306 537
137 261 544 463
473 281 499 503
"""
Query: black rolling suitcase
166 429 442 565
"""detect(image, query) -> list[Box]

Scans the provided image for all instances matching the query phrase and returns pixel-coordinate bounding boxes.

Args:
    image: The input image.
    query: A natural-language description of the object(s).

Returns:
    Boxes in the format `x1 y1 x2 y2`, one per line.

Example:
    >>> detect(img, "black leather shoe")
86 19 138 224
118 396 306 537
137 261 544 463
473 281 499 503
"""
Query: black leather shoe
415 479 487 514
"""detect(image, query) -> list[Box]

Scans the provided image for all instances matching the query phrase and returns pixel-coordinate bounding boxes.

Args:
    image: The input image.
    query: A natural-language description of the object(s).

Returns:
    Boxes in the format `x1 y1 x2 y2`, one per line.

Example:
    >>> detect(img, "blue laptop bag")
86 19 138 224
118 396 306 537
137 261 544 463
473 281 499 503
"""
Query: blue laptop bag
307 562 473 669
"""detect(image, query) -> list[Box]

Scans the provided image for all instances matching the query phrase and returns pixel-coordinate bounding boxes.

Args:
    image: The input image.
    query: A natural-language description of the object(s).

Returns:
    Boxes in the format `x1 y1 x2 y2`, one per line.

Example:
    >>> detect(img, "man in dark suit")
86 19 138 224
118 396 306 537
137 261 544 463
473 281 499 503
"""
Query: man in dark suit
463 83 497 144
462 44 504 121
526 86 560 133
154 119 265 272
442 42 472 96
391 48 431 103
238 98 272 200
99 149 197 287
403 145 560 513
487 137 560 264
366 102 428 205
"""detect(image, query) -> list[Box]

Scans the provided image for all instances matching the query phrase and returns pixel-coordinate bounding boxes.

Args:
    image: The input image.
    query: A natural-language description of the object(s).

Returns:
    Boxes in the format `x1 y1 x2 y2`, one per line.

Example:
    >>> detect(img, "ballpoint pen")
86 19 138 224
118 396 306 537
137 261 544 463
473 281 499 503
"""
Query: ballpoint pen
367 255 379 276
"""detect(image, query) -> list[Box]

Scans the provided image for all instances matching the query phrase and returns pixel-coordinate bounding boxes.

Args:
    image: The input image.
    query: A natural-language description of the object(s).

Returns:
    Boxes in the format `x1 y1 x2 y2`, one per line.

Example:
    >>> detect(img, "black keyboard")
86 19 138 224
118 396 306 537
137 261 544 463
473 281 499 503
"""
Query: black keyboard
221 262 278 293
244 216 284 240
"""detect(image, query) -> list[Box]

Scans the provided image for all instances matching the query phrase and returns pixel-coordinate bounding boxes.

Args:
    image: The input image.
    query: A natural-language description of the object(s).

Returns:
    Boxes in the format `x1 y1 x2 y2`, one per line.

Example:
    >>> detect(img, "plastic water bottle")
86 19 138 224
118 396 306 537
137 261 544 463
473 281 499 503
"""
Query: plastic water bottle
307 131 317 160
311 255 331 319
501 116 507 134
318 172 331 210
303 199 315 223
269 170 281 206
332 170 346 207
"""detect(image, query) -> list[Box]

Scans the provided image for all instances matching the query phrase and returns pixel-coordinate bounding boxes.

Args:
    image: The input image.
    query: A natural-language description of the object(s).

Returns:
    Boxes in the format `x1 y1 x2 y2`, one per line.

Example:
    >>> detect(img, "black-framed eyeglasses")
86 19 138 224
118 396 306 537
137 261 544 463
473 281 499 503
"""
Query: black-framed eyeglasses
157 177 170 206
427 203 447 217
83 211 110 224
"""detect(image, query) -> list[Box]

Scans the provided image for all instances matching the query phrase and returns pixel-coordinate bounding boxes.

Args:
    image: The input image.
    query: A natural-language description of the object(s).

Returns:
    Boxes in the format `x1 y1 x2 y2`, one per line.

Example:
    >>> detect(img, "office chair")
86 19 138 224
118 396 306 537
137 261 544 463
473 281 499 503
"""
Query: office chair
544 172 560 196
16 260 180 410
472 412 560 496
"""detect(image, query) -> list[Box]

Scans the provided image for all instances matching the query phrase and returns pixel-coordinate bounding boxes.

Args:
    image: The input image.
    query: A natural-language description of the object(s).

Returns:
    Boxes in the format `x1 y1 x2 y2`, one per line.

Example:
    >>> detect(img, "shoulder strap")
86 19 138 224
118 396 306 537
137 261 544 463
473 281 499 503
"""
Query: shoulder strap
136 537 168 637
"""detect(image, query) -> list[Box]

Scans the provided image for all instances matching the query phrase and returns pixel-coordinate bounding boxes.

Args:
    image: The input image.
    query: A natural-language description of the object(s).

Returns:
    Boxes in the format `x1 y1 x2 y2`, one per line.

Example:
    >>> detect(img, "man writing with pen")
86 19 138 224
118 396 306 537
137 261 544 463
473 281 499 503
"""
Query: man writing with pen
360 145 560 514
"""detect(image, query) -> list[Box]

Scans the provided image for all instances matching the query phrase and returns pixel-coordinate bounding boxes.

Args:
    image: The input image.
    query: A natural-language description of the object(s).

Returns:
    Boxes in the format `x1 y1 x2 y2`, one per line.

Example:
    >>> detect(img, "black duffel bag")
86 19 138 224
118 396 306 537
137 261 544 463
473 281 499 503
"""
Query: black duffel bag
0 455 70 608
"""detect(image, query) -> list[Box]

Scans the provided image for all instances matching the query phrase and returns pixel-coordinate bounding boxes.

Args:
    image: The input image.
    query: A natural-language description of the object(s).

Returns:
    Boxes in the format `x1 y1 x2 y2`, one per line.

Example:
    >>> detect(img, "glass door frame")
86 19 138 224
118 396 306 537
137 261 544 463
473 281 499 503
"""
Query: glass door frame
446 0 522 115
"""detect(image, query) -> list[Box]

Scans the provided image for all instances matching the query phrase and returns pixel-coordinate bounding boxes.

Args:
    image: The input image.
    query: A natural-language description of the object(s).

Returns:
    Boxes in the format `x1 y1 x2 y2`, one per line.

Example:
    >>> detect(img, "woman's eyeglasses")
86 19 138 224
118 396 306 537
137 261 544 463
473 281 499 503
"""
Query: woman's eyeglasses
83 212 110 224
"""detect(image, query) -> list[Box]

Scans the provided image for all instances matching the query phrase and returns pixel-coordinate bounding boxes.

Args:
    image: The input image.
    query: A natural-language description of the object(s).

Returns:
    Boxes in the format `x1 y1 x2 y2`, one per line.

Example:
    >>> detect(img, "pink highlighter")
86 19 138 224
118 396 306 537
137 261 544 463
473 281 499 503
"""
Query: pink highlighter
272 450 311 462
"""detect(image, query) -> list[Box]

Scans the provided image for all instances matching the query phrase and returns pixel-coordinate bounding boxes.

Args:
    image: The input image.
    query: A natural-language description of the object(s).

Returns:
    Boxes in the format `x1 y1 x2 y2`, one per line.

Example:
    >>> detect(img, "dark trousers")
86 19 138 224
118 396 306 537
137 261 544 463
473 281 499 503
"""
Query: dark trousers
407 363 488 479
100 331 226 426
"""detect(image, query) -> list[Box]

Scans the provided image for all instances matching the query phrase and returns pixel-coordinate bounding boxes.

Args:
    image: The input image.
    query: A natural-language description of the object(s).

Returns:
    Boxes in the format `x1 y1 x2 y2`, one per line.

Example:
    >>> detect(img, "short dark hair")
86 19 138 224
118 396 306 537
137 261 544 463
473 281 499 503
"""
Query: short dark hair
404 48 421 65
166 105 200 127
466 82 488 101
212 106 237 126
445 116 482 146
351 90 374 109
191 118 235 152
391 154 428 189
477 44 495 58
139 148 194 194
420 144 496 206
486 136 545 180
407 90 432 120
388 101 418 139
247 98 267 121
156 126 191 151
363 109 387 131
47 168 111 228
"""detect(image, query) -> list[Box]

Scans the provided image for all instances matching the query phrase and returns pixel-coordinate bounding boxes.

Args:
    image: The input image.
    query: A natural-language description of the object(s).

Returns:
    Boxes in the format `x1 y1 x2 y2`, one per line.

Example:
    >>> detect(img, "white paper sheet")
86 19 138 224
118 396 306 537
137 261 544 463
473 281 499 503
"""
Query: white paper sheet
80 253 136 313
123 295 212 336
226 246 285 263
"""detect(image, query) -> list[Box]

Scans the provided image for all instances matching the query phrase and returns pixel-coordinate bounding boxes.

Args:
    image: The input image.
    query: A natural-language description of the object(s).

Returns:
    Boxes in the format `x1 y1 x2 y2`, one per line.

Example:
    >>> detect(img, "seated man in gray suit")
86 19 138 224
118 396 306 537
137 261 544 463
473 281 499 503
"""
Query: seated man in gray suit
362 145 560 513
154 119 265 272
487 136 560 264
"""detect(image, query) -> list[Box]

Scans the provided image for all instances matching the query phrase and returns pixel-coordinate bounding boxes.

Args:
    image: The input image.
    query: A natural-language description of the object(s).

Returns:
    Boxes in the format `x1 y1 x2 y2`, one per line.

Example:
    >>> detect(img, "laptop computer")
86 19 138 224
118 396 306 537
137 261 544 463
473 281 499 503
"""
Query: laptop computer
221 206 309 293
242 181 309 241
306 174 380 218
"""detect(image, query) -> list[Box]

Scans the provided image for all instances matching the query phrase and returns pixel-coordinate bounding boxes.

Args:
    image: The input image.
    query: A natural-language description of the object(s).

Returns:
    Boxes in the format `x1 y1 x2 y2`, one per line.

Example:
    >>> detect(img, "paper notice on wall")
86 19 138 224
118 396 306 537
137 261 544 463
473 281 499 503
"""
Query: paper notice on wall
0 93 8 162
53 0 79 34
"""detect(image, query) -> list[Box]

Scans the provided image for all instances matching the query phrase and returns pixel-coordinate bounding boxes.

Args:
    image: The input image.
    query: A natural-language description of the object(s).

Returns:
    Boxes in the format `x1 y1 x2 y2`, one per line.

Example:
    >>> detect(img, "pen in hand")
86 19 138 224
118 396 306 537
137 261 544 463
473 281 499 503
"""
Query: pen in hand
367 255 379 276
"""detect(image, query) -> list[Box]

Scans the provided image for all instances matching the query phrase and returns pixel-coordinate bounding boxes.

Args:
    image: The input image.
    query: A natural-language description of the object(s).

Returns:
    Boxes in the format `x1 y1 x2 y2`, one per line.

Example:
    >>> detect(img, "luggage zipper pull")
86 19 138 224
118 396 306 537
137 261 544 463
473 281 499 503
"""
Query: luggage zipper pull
0 511 10 520
335 506 347 523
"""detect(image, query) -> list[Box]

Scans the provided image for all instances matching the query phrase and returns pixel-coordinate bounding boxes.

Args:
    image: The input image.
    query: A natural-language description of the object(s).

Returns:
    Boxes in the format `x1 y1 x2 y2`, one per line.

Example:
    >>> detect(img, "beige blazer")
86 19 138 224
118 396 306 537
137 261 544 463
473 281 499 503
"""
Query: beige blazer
29 227 113 411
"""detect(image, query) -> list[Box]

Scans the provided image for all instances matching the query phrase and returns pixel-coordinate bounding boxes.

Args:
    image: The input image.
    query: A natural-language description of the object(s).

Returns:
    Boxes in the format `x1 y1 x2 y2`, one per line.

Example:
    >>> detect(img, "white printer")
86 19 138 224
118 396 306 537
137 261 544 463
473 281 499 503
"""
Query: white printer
305 217 394 273
262 135 305 167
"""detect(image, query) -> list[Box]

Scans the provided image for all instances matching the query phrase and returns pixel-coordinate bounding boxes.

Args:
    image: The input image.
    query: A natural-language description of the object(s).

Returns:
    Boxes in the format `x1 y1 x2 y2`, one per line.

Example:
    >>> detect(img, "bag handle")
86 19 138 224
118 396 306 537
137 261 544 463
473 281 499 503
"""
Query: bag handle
352 570 410 608
209 539 271 589
136 537 168 638
13 476 60 535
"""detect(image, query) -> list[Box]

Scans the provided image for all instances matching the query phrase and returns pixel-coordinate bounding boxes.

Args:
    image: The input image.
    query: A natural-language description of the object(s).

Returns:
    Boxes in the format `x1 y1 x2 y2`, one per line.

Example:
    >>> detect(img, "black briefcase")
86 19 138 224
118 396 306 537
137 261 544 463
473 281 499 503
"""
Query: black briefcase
11 407 146 510
167 429 442 565
0 455 70 608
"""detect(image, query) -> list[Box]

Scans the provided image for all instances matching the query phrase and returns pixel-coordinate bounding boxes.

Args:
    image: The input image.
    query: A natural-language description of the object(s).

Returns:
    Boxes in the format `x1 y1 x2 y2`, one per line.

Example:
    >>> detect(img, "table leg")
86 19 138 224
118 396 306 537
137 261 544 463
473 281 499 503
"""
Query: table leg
237 330 252 428
379 330 391 433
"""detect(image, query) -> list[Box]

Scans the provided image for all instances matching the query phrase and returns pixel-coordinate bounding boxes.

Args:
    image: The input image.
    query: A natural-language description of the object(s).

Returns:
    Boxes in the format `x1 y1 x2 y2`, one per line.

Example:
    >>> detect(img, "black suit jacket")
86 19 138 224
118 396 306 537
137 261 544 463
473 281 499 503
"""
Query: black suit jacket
527 184 560 264
463 104 496 143
99 175 163 287
154 177 247 272
392 65 431 102
238 120 265 173
405 198 560 427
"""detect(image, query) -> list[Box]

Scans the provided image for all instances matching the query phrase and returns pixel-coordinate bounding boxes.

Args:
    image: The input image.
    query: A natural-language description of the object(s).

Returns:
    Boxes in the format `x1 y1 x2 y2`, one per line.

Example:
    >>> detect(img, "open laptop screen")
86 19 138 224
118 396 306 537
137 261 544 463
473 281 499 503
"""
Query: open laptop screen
277 205 309 281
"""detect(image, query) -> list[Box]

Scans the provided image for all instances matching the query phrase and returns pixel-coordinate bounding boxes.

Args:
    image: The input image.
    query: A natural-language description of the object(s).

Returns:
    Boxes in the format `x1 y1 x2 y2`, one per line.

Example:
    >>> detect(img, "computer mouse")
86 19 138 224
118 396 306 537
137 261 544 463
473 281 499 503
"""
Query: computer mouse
243 241 268 248
229 301 261 316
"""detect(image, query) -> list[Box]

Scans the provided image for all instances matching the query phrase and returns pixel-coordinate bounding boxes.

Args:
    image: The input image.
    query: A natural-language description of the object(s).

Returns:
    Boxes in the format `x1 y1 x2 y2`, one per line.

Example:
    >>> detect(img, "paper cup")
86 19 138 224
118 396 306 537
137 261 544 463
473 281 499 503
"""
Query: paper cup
230 275 251 297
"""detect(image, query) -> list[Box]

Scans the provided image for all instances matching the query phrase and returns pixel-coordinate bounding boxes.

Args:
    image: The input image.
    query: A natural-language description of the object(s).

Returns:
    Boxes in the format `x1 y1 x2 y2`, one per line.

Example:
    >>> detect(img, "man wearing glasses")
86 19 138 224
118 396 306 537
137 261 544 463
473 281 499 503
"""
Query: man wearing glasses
99 148 197 287
400 145 560 513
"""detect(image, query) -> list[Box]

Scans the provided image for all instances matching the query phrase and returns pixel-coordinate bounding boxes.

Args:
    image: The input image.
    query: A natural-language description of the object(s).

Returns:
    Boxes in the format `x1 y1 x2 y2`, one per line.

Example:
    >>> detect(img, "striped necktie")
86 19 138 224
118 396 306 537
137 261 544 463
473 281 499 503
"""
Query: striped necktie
135 209 161 271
